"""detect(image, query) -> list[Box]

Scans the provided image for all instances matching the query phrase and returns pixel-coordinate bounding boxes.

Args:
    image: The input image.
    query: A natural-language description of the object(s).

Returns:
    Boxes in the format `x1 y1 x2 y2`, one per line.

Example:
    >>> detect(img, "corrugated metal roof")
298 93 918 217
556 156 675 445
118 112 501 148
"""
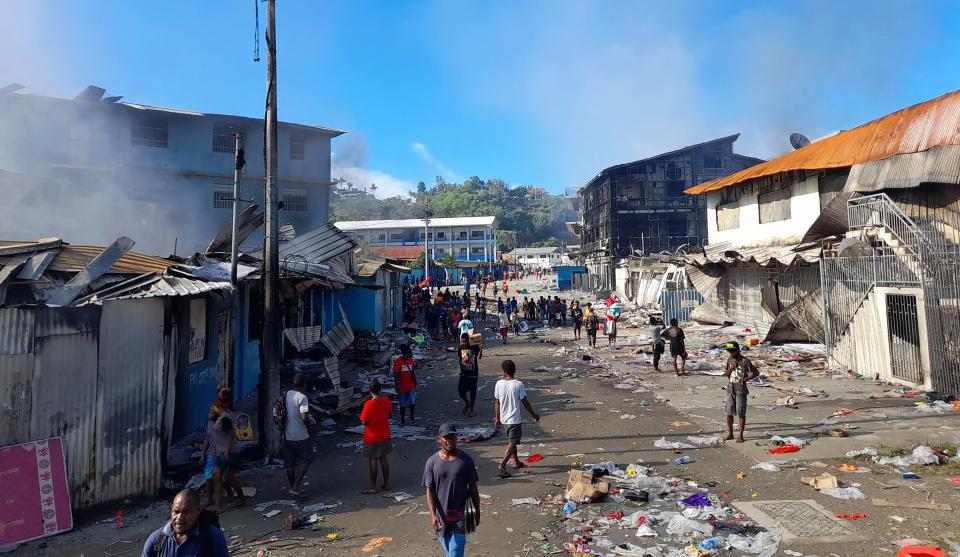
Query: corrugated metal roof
47 245 173 274
82 275 232 303
280 223 357 264
369 245 424 260
686 89 960 195
685 241 821 267
508 247 560 256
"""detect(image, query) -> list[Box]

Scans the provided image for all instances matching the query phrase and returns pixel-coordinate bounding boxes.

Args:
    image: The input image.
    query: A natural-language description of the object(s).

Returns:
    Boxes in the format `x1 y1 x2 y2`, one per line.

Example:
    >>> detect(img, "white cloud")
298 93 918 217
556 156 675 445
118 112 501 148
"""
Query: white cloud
411 142 462 182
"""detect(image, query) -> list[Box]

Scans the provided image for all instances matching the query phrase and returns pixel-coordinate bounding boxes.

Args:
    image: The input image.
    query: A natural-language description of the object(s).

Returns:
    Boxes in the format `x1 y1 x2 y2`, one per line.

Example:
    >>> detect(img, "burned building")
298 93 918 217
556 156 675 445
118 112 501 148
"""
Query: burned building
578 135 763 289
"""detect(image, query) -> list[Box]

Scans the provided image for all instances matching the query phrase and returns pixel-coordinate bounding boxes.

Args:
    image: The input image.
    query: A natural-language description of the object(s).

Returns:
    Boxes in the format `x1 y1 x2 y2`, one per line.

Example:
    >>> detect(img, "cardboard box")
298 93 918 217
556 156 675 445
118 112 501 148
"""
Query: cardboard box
565 470 610 503
469 332 484 346
801 472 838 490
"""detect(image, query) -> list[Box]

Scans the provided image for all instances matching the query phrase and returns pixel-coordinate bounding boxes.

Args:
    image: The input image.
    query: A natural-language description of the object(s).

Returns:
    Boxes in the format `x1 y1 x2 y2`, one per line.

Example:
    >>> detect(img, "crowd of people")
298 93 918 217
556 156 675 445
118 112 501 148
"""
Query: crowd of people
156 269 760 557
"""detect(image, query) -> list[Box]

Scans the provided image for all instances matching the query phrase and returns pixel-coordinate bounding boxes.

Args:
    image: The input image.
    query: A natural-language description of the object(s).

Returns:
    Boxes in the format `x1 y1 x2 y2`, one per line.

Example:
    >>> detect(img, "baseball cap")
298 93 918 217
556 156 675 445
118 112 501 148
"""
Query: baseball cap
725 341 740 352
438 423 458 437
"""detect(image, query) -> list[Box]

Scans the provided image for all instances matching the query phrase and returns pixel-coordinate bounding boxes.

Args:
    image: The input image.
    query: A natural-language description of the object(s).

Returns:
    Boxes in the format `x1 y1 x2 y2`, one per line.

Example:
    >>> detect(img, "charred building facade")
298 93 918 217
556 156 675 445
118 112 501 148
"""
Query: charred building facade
579 134 763 289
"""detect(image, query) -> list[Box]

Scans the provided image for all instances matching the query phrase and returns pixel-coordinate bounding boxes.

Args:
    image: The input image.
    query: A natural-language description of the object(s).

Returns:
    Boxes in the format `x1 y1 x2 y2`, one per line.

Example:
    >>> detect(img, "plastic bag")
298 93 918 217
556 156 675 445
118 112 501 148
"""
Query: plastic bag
820 487 866 500
770 435 807 448
687 435 723 446
665 514 714 537
727 530 781 557
635 523 658 537
876 445 938 467
845 447 877 458
768 445 800 454
655 437 695 450
584 461 620 475
751 462 781 472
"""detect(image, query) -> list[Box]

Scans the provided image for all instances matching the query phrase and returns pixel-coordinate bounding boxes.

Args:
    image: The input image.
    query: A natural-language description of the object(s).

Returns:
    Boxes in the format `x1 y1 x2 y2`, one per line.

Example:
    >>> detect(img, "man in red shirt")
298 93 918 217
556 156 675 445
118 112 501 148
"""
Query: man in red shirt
393 344 418 425
360 378 392 494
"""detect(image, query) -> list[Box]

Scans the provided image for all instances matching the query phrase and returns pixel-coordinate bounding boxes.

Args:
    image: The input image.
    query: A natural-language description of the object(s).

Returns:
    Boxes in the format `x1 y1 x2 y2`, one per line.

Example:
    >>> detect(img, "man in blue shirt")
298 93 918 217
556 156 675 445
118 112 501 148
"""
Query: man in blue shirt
141 490 229 557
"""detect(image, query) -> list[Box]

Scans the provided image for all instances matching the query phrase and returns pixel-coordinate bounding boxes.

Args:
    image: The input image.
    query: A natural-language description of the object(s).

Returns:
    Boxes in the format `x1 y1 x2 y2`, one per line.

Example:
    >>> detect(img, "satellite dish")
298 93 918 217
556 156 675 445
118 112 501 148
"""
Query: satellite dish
790 132 811 150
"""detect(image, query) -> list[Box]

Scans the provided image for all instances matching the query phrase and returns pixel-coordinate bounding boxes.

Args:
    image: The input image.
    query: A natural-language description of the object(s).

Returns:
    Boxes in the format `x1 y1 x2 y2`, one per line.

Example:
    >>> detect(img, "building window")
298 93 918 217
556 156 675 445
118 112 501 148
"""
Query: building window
212 124 239 153
213 185 233 209
665 161 683 181
390 233 402 241
282 190 308 212
470 230 484 239
759 187 791 223
716 202 740 231
378 233 386 243
471 247 484 254
290 133 306 160
435 248 445 256
436 231 446 240
458 231 468 239
459 248 467 255
131 118 168 148
703 153 722 170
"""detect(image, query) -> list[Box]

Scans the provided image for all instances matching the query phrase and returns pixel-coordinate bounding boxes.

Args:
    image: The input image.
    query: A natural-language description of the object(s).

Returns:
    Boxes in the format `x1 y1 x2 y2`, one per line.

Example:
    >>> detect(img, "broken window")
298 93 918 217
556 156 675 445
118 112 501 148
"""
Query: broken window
703 153 722 170
665 162 683 181
717 202 740 231
758 187 792 223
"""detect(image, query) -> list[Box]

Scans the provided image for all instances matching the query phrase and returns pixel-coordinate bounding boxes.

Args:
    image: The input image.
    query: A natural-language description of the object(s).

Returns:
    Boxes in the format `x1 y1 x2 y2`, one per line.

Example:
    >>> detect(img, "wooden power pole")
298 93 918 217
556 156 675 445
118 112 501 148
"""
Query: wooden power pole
261 0 282 455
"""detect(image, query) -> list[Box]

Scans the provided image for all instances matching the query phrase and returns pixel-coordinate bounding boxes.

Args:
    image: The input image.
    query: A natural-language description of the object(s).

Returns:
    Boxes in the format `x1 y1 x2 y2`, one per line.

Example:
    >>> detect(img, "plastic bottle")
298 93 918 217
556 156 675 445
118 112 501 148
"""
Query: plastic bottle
674 456 691 464
563 501 577 514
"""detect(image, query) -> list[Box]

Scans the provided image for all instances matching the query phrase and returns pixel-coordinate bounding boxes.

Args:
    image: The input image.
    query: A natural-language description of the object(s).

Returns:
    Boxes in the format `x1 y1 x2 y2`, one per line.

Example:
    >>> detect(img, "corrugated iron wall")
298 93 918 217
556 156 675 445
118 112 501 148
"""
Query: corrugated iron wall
95 299 165 506
659 288 704 323
0 301 167 509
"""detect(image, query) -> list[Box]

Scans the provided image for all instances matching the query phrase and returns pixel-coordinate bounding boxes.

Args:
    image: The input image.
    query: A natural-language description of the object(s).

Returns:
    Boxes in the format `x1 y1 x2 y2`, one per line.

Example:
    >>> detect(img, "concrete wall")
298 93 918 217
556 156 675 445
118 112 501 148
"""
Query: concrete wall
706 174 821 248
832 286 932 389
347 225 497 262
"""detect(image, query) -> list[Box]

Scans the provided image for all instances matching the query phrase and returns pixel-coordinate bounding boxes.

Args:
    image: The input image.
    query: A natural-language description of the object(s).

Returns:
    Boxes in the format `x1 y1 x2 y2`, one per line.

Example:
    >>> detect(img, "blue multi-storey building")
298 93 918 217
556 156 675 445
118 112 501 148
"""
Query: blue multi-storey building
0 84 343 255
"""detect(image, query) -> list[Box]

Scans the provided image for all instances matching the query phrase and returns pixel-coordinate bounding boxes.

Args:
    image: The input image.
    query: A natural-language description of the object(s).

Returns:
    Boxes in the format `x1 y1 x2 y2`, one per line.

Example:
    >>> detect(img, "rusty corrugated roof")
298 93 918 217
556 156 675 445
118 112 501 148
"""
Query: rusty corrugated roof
685 89 960 195
47 245 173 274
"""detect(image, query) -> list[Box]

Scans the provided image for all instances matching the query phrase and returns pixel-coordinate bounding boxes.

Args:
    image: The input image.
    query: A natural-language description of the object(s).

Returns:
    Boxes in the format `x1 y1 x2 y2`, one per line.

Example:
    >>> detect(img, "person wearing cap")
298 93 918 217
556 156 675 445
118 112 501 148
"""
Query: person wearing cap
723 341 759 443
423 423 480 557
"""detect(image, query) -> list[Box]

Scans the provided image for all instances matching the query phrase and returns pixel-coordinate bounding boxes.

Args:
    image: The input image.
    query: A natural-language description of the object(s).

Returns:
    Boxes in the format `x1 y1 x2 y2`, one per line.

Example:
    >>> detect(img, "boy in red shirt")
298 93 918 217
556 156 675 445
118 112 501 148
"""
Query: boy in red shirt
360 378 392 494
392 344 418 425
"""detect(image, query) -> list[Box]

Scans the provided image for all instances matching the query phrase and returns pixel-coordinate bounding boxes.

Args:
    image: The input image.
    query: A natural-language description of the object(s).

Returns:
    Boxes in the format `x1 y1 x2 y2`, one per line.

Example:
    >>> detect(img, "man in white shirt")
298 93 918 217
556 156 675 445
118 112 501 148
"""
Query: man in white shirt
493 360 540 478
283 373 314 499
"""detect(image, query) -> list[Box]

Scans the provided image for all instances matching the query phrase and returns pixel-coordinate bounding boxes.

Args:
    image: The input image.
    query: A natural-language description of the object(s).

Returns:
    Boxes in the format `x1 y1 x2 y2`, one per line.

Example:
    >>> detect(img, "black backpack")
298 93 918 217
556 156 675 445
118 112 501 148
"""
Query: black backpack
151 509 221 557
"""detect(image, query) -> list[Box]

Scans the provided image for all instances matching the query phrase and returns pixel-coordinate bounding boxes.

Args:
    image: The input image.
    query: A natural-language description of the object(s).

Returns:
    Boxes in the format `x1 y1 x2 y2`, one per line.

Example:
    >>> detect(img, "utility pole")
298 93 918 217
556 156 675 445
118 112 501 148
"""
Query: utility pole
230 131 246 285
423 217 430 285
260 0 281 455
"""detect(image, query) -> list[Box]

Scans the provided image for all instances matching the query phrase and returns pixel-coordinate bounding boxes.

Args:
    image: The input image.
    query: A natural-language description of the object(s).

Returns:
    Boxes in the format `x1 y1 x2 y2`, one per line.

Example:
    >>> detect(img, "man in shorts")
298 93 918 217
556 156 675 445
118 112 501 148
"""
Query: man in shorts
723 341 759 443
283 373 314 499
494 360 540 478
360 379 393 493
664 318 688 376
393 344 418 425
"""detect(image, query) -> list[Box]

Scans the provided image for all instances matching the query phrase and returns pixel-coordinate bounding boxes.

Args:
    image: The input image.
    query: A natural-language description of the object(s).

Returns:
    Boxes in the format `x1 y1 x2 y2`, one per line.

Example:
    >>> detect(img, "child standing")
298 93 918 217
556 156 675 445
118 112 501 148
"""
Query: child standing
392 344 417 425
360 379 392 493
498 310 510 344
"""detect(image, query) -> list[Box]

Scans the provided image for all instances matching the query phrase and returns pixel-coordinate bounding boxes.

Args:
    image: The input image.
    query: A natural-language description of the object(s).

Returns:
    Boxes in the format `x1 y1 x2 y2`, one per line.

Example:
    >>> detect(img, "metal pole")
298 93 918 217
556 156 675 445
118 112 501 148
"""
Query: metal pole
230 132 246 285
260 0 281 455
424 218 430 285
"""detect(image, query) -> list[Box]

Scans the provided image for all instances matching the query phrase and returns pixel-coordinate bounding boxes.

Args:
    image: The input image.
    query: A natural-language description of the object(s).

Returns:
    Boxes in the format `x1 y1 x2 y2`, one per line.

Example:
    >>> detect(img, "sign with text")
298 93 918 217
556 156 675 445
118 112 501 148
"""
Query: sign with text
0 437 73 546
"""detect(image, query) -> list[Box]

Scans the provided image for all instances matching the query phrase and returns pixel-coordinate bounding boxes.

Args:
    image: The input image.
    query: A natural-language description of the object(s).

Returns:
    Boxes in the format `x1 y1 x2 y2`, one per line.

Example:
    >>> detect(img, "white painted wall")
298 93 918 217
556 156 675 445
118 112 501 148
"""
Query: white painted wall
706 174 822 248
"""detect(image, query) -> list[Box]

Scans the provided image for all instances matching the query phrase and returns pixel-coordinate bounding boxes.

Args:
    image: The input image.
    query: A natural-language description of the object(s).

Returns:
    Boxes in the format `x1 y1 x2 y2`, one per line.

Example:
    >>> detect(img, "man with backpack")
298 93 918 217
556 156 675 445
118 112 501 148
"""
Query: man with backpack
273 373 314 499
141 490 228 557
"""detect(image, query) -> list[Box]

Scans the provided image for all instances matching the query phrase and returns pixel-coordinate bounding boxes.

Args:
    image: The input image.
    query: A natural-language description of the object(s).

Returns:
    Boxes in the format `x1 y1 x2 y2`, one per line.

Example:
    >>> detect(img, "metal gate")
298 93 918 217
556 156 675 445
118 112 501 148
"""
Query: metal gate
885 294 923 383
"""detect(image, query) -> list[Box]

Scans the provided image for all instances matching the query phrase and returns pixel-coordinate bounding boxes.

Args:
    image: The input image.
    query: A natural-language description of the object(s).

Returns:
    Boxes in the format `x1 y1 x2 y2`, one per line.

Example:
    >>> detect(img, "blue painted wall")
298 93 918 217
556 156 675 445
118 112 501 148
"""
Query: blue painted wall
659 288 704 323
339 278 383 333
555 265 588 290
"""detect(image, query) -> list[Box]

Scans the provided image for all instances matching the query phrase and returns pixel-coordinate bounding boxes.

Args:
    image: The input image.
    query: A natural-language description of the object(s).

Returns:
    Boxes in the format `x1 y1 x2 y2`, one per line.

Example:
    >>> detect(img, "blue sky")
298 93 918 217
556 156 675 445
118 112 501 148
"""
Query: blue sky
3 1 960 197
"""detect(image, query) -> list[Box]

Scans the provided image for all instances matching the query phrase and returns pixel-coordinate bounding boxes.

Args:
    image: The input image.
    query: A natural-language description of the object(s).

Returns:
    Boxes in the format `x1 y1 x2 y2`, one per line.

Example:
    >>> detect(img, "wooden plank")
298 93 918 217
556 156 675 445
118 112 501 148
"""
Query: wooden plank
871 498 952 511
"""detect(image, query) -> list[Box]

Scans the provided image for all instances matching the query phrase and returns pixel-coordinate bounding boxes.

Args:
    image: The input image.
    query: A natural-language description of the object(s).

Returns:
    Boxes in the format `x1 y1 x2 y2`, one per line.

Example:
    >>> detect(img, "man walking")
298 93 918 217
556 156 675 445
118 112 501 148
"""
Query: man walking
494 360 540 478
571 301 583 340
141 490 229 557
423 423 481 557
584 304 599 348
360 378 392 493
665 318 688 376
283 373 314 499
392 344 418 425
723 341 759 443
458 333 482 416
